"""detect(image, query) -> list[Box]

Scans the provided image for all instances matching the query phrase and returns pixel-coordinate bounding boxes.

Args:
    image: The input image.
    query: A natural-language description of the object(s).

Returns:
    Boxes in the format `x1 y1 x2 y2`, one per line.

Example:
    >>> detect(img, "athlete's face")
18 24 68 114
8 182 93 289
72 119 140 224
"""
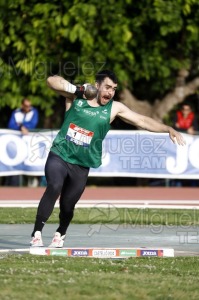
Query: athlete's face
96 77 117 105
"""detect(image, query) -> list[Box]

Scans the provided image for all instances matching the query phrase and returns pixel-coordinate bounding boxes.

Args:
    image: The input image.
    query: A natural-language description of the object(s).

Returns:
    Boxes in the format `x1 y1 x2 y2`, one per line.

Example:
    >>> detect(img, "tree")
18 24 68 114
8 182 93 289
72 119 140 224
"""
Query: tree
0 0 199 127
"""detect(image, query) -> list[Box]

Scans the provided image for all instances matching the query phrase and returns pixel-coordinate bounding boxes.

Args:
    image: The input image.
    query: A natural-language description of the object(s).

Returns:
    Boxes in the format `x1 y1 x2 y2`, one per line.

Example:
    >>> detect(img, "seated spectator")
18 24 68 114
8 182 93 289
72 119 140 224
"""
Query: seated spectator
5 98 39 186
171 103 198 187
8 98 38 134
174 103 198 134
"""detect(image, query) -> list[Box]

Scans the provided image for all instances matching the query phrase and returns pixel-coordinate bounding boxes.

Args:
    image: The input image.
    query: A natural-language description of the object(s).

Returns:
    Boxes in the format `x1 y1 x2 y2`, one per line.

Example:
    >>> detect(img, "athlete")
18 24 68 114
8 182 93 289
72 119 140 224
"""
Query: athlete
30 70 185 247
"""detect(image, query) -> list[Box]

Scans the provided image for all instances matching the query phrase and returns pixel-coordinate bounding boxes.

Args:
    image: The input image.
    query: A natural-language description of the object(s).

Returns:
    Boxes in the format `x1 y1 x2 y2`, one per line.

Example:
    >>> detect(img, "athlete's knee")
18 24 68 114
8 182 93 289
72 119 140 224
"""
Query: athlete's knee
60 207 74 218
47 181 63 196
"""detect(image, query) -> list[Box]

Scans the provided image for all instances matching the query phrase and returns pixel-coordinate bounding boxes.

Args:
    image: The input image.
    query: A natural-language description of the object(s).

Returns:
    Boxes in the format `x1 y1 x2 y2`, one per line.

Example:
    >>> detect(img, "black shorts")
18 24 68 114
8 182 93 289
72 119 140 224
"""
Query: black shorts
38 151 89 217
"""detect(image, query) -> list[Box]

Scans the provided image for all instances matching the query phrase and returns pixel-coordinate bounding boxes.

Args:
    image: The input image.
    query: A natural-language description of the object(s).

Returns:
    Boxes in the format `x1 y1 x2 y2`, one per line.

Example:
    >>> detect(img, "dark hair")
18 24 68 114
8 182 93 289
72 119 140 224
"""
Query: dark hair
21 98 31 104
95 70 118 84
181 102 193 110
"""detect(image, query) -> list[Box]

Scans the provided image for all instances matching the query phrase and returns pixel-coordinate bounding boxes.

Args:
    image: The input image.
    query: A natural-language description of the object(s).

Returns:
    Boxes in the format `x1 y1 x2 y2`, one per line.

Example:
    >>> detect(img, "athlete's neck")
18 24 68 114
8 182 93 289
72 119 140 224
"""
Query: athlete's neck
86 98 100 107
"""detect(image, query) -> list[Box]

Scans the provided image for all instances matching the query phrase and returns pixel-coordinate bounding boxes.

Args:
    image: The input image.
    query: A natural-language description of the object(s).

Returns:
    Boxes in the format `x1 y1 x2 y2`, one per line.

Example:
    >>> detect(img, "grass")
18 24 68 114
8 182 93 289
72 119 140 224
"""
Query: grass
0 254 199 300
0 207 199 226
1 208 199 299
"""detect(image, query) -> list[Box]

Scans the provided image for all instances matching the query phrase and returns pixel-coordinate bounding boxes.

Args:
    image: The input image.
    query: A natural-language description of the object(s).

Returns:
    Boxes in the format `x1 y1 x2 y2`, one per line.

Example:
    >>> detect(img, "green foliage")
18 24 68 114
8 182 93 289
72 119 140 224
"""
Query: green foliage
0 0 198 119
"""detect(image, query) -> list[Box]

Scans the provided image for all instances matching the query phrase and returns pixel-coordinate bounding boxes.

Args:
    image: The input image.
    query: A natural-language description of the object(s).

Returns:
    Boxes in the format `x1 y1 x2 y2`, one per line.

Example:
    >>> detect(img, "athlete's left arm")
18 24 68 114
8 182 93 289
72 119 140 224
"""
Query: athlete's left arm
113 102 186 146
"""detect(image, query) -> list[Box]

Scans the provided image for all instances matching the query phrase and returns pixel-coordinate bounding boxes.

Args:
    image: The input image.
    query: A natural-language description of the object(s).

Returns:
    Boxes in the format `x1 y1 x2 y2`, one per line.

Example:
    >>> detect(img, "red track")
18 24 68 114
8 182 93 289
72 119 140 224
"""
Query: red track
0 187 199 201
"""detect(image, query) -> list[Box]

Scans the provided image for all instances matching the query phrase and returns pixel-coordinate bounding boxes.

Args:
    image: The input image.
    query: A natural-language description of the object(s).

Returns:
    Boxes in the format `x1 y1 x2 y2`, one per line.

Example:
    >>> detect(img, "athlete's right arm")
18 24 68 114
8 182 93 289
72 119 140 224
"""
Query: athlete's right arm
47 75 77 110
47 76 77 97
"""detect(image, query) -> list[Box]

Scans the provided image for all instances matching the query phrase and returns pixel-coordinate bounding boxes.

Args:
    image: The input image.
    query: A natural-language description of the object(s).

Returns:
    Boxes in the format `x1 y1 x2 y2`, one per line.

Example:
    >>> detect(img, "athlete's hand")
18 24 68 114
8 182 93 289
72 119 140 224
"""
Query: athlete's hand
168 127 186 146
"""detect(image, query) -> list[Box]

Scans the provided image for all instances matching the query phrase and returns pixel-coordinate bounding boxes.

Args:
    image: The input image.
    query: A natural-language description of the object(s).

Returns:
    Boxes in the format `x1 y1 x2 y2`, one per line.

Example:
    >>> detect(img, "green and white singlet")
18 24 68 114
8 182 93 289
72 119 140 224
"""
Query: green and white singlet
51 98 113 168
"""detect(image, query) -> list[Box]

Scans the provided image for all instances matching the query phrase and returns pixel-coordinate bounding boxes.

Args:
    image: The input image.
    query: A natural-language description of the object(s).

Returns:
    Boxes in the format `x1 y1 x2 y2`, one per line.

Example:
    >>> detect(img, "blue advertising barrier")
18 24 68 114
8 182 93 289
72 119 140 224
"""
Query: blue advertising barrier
0 129 198 178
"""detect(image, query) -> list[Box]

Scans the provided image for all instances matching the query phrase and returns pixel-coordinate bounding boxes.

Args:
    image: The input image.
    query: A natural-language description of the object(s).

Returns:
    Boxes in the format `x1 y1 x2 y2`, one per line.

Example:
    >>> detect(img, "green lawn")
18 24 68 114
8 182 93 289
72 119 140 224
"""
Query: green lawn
0 254 199 300
0 207 199 226
1 208 199 300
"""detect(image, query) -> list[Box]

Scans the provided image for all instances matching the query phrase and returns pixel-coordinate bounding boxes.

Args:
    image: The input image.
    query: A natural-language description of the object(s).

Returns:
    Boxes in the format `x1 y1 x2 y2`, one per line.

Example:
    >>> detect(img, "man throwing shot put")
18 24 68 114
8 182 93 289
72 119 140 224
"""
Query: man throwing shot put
30 70 185 247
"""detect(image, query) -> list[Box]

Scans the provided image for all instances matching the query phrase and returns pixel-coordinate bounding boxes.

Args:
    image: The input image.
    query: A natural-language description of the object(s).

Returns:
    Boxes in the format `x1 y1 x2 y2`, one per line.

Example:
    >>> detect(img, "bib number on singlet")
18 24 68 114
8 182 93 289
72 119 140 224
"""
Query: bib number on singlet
66 123 94 147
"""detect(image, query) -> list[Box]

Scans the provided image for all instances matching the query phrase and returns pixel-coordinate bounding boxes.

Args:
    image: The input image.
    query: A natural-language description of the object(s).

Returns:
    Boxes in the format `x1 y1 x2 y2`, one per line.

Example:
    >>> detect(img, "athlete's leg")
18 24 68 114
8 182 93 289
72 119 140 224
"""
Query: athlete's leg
56 163 89 236
31 152 69 236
